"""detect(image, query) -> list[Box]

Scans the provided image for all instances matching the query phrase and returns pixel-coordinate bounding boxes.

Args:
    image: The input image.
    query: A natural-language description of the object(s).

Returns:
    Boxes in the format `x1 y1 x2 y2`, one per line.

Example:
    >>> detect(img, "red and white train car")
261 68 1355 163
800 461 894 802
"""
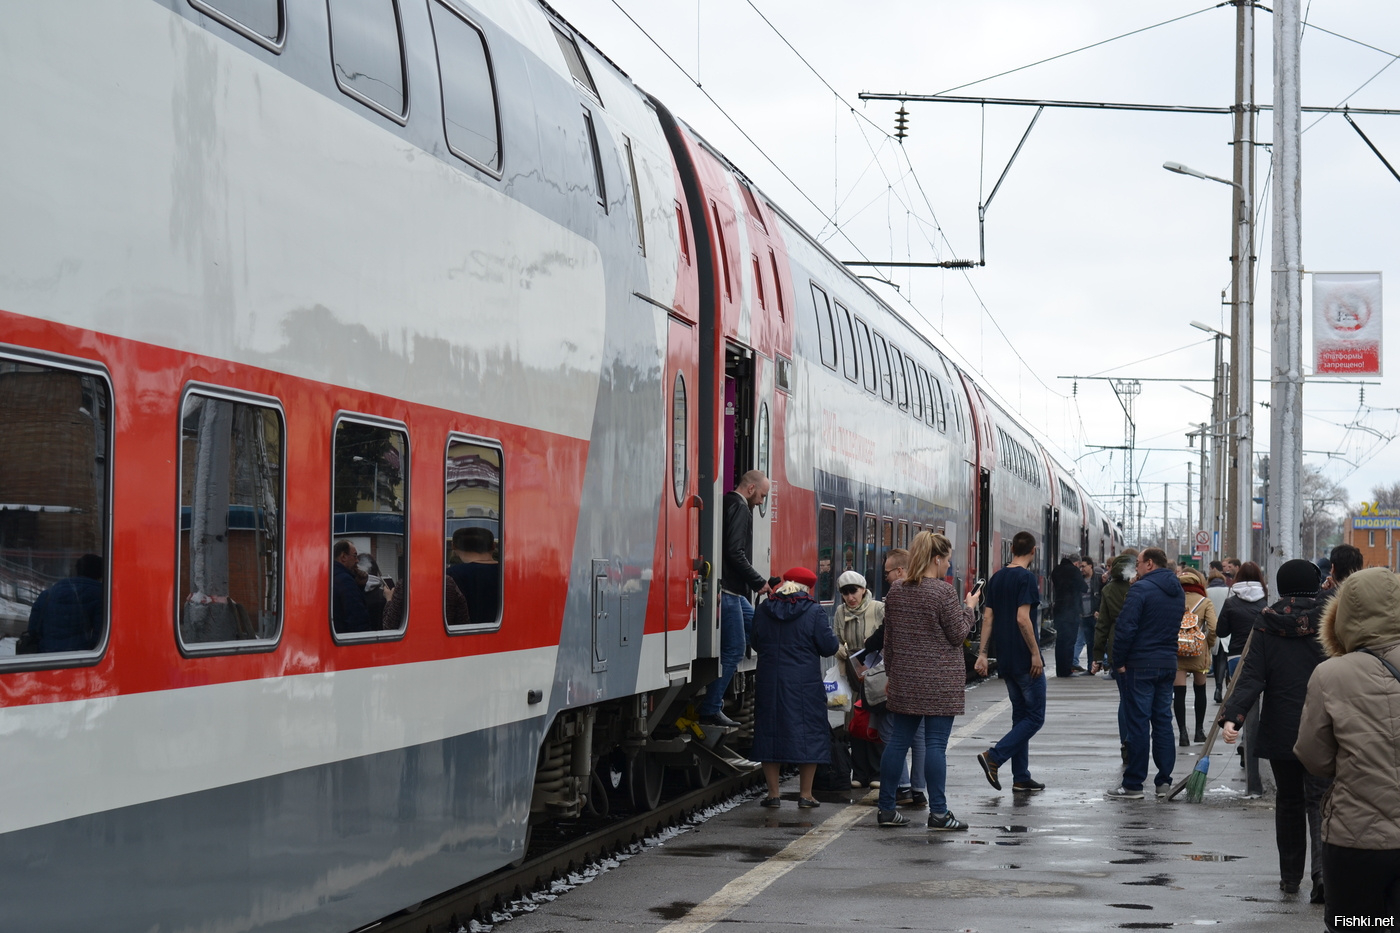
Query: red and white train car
0 1 1117 929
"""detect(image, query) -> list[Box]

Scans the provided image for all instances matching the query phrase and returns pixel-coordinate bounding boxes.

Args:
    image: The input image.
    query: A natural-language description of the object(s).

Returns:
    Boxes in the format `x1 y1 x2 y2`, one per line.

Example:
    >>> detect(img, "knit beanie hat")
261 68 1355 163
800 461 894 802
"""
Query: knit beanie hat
1276 558 1321 597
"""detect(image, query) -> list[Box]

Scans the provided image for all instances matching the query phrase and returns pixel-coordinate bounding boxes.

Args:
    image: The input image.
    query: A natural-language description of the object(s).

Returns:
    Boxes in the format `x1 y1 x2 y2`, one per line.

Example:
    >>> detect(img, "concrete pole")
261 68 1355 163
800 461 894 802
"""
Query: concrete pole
1269 0 1304 566
1226 0 1256 564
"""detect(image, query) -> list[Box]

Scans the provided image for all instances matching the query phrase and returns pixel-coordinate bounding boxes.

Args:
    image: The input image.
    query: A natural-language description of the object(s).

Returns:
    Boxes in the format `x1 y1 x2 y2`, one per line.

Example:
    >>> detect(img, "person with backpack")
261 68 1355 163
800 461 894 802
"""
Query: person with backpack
1174 568 1218 745
1220 559 1331 902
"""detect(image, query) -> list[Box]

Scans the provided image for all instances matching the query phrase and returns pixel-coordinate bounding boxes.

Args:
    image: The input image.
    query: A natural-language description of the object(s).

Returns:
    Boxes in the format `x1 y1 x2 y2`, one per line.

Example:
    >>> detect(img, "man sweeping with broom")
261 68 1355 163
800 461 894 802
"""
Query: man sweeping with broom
1105 548 1185 799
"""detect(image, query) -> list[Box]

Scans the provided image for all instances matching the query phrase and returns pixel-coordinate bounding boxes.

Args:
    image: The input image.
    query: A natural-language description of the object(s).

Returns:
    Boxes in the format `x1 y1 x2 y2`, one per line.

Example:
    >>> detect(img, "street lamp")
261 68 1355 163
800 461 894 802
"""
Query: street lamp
1164 160 1254 565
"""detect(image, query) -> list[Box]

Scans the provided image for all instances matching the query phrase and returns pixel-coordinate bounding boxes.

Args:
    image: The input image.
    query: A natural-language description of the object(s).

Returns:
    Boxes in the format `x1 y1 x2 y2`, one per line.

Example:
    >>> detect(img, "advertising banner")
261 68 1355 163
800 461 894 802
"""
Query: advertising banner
1314 272 1382 375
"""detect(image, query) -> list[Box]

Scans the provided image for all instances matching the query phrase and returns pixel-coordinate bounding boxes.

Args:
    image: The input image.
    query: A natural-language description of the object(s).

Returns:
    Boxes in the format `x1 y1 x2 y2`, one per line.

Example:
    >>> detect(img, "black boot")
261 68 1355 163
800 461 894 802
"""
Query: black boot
1174 685 1188 745
1194 683 1209 742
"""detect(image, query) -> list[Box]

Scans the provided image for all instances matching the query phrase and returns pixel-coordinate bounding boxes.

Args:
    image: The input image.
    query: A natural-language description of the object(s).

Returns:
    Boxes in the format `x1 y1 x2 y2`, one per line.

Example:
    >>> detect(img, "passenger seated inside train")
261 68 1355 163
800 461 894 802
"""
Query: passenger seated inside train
447 527 501 625
21 553 103 653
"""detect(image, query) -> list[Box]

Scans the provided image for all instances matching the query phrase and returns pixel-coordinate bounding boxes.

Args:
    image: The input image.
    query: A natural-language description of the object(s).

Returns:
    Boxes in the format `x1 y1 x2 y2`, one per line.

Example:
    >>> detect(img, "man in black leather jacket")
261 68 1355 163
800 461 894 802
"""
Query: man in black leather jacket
699 470 771 726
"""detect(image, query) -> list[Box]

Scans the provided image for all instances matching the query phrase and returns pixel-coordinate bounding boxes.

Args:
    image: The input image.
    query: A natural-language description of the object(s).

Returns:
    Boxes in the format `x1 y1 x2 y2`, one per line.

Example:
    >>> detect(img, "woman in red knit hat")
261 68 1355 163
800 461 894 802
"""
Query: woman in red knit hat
750 566 840 807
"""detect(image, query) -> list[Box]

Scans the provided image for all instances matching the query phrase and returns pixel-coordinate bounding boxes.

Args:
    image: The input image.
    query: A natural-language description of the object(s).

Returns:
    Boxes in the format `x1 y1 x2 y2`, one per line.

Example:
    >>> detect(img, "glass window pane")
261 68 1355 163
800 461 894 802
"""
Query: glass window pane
672 374 688 507
445 438 502 630
431 1 500 170
332 419 408 636
0 359 109 659
552 24 599 100
190 0 282 43
817 506 835 602
329 0 406 118
178 393 283 648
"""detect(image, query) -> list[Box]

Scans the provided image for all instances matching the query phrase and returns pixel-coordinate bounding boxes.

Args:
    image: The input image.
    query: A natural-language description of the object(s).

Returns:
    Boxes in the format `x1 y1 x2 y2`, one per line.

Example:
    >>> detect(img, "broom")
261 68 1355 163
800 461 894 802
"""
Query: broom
1167 628 1257 802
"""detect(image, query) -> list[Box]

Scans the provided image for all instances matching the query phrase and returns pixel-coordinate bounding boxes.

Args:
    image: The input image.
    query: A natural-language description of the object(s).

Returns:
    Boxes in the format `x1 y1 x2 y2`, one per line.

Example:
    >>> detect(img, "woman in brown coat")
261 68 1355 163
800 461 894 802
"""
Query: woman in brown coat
1174 568 1219 745
876 531 980 830
1295 567 1400 927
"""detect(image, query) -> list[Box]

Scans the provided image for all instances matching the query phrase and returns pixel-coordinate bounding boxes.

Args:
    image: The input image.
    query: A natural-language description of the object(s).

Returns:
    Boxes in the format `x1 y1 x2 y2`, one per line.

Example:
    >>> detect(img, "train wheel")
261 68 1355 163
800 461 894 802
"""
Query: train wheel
628 751 664 811
685 751 714 789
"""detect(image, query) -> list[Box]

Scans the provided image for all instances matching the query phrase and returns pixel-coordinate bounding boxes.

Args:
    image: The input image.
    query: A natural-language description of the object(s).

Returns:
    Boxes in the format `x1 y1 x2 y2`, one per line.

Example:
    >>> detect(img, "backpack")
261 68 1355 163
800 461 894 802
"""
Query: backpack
1178 597 1208 658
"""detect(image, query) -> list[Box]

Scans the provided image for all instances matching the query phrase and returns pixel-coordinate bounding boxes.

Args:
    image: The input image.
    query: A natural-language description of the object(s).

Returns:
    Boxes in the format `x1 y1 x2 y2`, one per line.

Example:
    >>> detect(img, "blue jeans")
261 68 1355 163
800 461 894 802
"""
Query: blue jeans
988 671 1046 784
1075 615 1096 667
875 708 925 792
1120 667 1177 790
878 713 954 813
700 593 753 717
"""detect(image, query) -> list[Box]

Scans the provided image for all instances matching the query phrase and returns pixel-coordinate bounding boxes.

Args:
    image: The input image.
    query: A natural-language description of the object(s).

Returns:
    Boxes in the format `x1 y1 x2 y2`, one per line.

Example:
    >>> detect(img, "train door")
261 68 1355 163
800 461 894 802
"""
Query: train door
666 317 700 670
977 468 992 583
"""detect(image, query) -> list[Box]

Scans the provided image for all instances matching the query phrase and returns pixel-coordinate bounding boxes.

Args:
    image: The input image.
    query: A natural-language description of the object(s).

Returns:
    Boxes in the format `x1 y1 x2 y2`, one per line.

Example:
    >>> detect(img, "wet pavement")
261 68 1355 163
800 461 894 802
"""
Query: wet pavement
501 669 1322 932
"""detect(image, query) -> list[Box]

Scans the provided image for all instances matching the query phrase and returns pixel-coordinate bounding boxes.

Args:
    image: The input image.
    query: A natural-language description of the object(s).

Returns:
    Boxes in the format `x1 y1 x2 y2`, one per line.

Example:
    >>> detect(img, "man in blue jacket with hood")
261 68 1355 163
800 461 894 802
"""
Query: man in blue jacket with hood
1108 547 1186 798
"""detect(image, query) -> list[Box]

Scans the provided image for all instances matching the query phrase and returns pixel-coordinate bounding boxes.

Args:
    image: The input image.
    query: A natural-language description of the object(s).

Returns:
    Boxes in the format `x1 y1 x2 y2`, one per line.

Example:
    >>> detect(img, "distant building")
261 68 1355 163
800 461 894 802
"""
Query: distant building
1347 500 1400 572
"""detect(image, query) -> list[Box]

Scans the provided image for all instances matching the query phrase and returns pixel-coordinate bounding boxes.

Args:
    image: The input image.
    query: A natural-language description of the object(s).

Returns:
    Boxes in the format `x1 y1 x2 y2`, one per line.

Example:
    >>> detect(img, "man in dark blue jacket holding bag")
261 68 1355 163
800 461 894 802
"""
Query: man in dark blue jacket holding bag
1108 547 1186 799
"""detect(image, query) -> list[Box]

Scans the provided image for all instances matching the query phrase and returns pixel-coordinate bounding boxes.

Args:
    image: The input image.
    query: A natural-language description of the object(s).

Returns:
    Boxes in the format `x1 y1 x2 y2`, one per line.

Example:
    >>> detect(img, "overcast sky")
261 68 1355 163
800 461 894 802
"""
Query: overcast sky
553 0 1400 540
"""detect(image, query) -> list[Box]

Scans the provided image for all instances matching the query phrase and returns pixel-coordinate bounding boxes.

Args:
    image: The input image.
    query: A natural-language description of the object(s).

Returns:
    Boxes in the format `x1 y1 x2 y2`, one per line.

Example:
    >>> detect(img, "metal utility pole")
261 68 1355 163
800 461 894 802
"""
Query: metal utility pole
1269 0 1305 566
1110 379 1142 545
1226 0 1257 565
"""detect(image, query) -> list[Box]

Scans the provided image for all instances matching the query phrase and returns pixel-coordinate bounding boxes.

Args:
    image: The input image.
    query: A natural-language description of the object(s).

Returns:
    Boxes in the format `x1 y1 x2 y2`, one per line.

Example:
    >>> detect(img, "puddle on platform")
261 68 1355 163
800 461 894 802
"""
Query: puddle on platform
1122 874 1174 887
1182 854 1244 862
650 901 697 921
661 843 782 863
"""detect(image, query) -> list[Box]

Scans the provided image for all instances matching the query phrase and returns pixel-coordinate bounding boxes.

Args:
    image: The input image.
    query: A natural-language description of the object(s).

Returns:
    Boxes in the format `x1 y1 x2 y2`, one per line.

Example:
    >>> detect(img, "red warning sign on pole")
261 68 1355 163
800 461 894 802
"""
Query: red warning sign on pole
1314 273 1382 375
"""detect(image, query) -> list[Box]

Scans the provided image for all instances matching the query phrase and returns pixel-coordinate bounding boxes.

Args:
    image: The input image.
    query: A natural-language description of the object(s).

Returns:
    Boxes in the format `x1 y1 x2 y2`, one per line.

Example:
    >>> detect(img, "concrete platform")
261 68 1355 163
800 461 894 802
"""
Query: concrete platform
502 671 1321 932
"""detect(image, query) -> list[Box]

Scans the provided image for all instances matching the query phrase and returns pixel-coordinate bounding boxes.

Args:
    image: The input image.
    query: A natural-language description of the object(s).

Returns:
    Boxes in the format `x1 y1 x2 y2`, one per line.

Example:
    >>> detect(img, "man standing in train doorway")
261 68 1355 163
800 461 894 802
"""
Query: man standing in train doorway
699 470 771 728
973 531 1048 792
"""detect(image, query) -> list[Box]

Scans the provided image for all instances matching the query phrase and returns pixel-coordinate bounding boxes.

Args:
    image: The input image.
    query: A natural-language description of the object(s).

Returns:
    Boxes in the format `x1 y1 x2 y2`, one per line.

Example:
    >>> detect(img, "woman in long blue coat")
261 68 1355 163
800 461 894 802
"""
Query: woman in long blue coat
751 566 841 808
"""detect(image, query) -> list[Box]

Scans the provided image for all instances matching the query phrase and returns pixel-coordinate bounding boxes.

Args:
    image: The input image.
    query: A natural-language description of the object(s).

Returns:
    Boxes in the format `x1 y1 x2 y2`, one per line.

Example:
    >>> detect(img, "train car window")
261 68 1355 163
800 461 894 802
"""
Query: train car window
836 304 858 383
841 510 858 577
740 182 768 233
908 359 924 422
328 0 408 123
177 390 284 653
775 355 792 393
890 346 909 410
430 0 501 173
551 23 600 102
817 506 836 602
331 416 409 640
444 437 503 632
863 515 878 595
0 354 110 667
755 402 770 497
672 373 688 506
189 0 284 50
675 202 690 265
930 375 948 433
873 333 894 401
855 318 877 394
625 137 646 253
768 250 785 320
811 283 836 370
583 109 607 210
751 256 766 309
711 202 732 300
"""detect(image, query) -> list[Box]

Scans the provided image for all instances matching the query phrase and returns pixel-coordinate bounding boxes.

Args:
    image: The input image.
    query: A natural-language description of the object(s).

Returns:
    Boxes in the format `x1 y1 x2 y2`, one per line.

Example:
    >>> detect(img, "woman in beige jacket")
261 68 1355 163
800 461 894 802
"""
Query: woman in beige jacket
1295 567 1400 928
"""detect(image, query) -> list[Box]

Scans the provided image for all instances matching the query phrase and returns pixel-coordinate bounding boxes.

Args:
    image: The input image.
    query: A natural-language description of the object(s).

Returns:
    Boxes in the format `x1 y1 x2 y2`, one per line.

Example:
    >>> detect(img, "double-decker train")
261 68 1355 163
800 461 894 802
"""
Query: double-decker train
0 1 1120 929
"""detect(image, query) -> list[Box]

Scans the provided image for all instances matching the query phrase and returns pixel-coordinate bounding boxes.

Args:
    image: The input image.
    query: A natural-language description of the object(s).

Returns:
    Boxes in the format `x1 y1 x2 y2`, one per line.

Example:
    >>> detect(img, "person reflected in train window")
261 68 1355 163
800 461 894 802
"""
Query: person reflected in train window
701 470 771 728
974 532 1048 794
447 527 501 626
357 553 389 630
333 539 371 634
22 553 103 653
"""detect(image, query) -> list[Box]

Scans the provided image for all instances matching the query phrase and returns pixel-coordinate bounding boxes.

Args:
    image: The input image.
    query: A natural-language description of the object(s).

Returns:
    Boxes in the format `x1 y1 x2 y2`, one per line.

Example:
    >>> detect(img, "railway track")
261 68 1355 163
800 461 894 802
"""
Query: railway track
359 769 765 933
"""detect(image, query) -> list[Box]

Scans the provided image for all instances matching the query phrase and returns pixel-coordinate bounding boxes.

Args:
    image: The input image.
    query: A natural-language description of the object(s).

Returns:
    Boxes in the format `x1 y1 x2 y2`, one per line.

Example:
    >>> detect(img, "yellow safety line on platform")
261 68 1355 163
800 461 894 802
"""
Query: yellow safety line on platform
654 696 1012 933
